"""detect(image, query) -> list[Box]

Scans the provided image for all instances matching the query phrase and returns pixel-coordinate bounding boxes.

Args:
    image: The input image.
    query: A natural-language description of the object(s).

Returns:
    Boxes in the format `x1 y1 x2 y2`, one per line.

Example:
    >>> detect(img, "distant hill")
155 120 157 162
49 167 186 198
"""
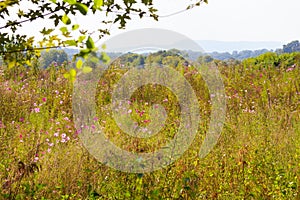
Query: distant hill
62 40 300 62
196 40 283 53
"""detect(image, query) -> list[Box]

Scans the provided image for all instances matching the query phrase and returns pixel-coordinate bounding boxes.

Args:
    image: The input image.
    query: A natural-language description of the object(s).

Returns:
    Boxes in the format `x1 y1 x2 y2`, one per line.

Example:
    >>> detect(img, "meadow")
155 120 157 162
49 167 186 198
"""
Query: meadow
0 52 299 199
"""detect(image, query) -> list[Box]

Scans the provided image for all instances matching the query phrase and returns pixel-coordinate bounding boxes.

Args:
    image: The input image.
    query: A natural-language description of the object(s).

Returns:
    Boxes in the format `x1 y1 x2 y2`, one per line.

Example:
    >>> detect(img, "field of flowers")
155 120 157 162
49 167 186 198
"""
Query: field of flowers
0 53 299 199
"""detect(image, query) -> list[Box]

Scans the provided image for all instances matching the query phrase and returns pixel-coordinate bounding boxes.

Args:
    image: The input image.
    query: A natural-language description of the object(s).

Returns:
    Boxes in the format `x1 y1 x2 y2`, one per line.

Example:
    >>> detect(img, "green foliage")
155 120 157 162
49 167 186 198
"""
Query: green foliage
197 55 214 63
0 0 207 68
243 51 300 69
39 49 69 69
283 40 300 53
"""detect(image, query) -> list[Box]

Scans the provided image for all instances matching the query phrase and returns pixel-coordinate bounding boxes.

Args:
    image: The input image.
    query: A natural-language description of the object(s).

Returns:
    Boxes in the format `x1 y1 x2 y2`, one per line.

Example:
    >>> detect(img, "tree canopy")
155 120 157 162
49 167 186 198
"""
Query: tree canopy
0 0 207 68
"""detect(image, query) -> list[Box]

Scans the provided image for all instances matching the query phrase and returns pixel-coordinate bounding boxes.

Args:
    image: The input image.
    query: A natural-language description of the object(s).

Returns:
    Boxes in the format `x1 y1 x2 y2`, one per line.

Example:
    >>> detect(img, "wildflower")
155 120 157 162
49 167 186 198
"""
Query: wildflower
93 117 98 121
59 100 63 104
61 138 66 143
47 148 51 153
163 98 168 102
74 129 81 136
42 97 47 102
19 117 24 122
19 134 23 139
128 109 132 114
34 157 39 162
54 132 59 137
49 143 54 147
63 117 69 121
144 119 151 123
286 67 294 72
61 133 66 138
139 110 145 117
34 107 40 113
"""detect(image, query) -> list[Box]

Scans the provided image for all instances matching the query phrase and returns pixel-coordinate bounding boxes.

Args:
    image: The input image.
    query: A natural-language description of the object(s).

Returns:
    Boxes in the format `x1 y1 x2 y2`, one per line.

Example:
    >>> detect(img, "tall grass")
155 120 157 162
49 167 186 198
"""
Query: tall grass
0 55 299 199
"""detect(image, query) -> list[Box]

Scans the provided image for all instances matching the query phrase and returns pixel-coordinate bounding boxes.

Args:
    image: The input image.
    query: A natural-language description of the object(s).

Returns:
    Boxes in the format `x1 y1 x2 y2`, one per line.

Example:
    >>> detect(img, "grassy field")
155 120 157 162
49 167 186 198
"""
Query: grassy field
0 53 299 199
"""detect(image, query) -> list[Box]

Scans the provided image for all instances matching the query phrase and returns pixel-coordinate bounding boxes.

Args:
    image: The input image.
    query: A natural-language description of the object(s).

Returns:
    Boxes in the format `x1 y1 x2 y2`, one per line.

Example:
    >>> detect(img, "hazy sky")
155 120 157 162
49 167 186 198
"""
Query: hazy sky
99 0 300 43
11 0 300 44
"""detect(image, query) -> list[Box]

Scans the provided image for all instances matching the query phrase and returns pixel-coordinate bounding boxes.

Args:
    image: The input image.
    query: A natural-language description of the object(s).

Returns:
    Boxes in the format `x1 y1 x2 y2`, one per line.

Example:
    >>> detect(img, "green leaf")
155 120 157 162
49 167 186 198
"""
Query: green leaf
65 39 77 46
82 66 93 74
75 3 88 15
63 0 76 5
8 60 16 69
40 28 54 35
76 59 83 69
93 0 103 9
72 24 80 30
59 27 68 33
70 69 77 77
101 44 106 50
61 14 71 25
78 49 91 59
78 35 86 43
86 36 95 49
63 73 70 79
101 52 110 64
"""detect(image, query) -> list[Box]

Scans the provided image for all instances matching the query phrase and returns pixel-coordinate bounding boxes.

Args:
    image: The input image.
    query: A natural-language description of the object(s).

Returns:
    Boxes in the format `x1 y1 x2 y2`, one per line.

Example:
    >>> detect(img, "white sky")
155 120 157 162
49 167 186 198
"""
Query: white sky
8 0 300 45
102 0 300 42
115 0 300 43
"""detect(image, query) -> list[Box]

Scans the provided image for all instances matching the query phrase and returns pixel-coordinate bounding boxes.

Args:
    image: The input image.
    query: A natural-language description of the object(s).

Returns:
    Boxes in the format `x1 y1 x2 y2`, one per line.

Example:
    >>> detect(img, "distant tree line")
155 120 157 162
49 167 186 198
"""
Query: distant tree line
187 40 300 61
24 40 300 69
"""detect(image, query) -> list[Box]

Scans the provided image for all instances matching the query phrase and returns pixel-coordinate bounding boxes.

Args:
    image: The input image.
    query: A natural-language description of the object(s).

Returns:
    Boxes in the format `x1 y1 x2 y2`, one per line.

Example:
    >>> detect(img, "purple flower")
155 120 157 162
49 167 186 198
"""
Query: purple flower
286 67 294 72
34 157 39 162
